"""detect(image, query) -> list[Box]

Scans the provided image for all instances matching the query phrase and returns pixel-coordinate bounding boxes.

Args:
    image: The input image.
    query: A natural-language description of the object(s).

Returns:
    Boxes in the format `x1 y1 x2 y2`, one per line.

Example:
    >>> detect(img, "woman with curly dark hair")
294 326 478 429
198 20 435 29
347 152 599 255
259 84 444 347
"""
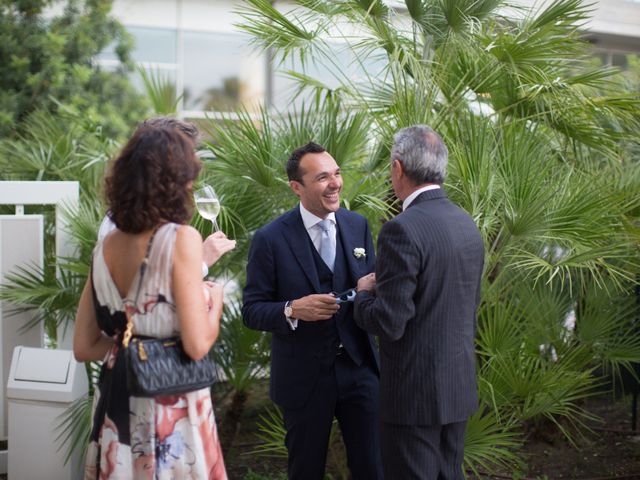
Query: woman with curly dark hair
73 126 229 479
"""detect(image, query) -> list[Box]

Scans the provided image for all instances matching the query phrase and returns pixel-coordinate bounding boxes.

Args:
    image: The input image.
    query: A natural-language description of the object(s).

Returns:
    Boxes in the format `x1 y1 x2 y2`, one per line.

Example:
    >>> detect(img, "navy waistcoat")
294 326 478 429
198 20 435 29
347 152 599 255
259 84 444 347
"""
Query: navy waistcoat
309 227 364 365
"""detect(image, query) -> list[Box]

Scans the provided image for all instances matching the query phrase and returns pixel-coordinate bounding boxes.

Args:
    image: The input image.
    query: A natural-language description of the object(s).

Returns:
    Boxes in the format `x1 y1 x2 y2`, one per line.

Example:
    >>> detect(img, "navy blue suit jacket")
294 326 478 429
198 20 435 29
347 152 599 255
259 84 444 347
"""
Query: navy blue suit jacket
242 206 379 409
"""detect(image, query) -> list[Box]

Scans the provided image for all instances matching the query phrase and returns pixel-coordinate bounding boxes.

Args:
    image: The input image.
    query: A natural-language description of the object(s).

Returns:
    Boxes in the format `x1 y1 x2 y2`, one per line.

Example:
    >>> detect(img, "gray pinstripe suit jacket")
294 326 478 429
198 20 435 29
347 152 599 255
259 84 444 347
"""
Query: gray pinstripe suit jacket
354 188 484 425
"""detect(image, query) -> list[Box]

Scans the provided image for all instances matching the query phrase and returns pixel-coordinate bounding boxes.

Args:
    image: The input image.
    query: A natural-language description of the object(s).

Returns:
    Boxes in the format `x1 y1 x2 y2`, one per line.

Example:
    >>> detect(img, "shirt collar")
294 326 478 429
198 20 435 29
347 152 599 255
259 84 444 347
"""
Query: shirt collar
299 203 336 231
402 184 441 211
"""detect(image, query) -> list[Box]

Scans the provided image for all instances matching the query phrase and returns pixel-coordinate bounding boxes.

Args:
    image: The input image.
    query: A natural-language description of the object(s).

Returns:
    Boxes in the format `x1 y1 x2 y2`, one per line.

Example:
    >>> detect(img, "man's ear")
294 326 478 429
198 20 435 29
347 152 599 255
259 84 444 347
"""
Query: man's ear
393 159 404 178
289 180 301 197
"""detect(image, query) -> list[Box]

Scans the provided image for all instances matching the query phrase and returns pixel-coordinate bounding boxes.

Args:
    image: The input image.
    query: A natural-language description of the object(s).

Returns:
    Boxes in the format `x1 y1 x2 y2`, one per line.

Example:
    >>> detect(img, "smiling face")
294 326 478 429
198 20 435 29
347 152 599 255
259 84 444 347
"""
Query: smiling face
290 151 342 218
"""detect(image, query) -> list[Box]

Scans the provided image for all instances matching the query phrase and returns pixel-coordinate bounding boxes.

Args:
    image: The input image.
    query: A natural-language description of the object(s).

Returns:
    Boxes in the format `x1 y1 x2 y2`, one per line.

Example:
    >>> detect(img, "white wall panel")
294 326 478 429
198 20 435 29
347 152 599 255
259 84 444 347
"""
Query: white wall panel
0 216 44 440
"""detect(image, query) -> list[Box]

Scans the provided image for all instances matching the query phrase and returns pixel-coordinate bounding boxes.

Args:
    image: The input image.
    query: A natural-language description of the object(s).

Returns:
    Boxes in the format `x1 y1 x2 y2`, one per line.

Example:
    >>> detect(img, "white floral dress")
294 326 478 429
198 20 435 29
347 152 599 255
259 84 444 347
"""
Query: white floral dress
84 223 227 479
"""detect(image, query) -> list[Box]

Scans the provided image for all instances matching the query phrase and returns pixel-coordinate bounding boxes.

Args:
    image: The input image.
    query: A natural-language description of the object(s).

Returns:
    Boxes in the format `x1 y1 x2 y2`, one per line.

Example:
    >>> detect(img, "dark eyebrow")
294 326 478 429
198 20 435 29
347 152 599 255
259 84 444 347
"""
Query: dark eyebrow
314 168 340 181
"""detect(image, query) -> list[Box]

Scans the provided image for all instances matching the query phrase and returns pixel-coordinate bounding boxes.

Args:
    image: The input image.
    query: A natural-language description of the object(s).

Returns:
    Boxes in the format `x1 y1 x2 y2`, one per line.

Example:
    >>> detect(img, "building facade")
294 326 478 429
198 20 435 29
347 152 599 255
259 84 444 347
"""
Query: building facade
102 0 640 120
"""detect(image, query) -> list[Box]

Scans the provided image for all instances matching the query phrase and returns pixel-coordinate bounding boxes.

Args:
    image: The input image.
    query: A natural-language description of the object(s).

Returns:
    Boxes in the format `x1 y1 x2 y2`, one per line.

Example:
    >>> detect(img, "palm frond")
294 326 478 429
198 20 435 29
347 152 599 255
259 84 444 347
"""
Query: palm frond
435 0 504 35
480 349 599 434
54 394 93 465
211 298 270 394
137 66 182 114
464 407 523 476
576 279 640 371
251 405 288 458
350 0 389 19
0 262 83 333
235 0 321 63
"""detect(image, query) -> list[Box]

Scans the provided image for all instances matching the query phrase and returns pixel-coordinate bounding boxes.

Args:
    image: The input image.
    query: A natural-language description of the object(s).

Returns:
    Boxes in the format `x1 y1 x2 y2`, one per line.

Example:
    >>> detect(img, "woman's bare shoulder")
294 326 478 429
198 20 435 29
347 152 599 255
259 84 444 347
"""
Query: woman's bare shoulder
174 225 203 257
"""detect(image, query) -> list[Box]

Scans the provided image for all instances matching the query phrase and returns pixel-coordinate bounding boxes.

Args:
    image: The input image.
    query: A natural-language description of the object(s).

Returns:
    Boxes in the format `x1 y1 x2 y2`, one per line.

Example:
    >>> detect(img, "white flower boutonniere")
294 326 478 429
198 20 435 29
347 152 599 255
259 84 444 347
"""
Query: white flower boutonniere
353 247 366 259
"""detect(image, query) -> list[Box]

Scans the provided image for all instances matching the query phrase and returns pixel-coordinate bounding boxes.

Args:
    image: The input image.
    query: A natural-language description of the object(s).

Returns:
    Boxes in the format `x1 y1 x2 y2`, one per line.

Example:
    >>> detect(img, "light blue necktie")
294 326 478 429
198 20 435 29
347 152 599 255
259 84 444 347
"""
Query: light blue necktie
317 219 335 272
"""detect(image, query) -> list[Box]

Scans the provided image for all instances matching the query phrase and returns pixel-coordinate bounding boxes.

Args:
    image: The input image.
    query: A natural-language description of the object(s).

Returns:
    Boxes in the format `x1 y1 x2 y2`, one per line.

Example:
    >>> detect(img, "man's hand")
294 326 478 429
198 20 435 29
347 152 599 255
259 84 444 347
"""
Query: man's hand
357 273 376 293
292 294 340 321
203 231 236 267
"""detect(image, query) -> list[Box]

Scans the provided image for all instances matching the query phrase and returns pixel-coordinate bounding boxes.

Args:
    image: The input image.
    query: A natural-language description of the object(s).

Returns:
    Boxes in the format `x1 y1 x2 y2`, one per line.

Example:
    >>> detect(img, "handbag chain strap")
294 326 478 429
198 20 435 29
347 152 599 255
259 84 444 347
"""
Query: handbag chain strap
122 225 161 348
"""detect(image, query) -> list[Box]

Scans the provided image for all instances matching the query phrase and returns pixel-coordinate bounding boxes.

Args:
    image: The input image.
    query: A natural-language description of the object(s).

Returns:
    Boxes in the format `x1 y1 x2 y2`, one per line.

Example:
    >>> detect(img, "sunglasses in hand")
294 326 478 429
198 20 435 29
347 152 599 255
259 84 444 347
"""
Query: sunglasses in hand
332 288 357 304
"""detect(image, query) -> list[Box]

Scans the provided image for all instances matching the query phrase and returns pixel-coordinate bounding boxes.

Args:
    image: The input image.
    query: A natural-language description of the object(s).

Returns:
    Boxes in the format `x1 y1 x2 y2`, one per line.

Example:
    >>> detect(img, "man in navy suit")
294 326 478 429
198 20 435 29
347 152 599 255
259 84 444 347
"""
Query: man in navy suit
242 142 383 480
355 125 484 479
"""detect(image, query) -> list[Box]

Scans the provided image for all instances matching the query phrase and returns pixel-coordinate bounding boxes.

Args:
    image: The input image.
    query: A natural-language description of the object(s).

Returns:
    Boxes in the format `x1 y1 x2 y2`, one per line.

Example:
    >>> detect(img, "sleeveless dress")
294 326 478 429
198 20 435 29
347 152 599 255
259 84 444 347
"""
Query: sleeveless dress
84 223 227 480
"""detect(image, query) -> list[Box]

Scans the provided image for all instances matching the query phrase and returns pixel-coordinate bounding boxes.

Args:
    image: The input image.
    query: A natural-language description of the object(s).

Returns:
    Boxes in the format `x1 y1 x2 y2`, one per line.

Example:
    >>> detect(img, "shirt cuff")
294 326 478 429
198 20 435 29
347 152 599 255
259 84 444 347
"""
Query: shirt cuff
286 317 298 330
201 262 209 278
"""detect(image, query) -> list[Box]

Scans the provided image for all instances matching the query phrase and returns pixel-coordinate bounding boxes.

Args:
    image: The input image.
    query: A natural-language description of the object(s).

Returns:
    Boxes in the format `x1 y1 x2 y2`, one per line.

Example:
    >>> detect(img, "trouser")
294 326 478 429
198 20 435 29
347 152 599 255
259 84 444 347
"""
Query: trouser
380 420 467 479
282 353 384 480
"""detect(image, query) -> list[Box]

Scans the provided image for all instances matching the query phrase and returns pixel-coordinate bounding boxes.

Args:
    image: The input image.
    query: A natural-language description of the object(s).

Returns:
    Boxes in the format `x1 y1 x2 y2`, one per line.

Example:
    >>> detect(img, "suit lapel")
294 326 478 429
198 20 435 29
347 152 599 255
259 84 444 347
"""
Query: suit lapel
335 209 361 285
282 208 322 292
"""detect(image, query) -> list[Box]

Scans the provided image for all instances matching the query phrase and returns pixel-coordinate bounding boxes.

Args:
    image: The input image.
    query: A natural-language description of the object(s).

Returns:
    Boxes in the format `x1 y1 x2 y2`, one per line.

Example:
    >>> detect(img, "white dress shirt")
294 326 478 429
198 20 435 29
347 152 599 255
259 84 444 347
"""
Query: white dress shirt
299 203 337 253
402 184 441 211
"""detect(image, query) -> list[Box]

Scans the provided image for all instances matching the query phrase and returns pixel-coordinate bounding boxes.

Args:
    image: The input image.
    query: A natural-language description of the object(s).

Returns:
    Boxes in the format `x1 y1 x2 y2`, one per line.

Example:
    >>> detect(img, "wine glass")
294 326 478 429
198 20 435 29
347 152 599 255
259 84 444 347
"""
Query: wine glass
194 184 221 231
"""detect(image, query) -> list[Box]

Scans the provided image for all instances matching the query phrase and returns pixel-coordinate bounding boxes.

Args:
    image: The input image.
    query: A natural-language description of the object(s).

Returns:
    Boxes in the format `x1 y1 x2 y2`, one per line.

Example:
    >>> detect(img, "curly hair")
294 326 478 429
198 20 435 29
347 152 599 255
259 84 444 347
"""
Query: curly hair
139 116 200 145
105 126 202 233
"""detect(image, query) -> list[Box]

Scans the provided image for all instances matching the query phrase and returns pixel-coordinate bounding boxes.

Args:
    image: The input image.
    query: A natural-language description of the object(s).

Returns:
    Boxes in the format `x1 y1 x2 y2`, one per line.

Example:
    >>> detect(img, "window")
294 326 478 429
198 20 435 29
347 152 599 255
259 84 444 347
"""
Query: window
96 26 265 116
182 32 264 112
97 26 176 64
128 27 177 64
592 48 634 70
612 53 629 69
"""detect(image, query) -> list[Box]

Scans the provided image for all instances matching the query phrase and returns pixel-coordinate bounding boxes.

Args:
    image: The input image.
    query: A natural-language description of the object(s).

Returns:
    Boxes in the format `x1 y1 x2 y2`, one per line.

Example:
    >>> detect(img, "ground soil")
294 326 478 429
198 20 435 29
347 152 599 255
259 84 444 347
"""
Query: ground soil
215 380 640 480
2 382 637 479
516 394 640 479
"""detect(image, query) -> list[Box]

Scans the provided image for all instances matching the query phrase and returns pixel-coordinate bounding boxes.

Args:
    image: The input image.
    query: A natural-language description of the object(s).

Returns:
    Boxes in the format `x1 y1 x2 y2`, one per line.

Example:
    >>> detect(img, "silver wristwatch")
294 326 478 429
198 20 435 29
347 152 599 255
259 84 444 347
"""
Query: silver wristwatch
284 300 294 318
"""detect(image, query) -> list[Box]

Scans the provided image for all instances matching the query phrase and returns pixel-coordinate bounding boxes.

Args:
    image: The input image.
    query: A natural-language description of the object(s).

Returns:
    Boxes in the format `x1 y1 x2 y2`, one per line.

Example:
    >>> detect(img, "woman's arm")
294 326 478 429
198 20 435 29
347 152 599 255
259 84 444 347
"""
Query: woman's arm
73 277 115 362
173 225 223 360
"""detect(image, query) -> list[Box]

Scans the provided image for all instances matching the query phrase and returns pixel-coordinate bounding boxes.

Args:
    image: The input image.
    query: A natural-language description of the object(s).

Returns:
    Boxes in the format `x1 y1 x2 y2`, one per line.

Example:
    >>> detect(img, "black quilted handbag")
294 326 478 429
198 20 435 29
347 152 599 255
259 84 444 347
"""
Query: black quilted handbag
125 335 217 397
121 226 217 397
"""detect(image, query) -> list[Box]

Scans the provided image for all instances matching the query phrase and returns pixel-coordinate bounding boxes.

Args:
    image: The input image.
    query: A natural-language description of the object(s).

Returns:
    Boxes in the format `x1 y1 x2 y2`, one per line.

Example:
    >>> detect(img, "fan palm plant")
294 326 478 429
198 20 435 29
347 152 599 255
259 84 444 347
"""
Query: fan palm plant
0 108 116 344
211 297 270 450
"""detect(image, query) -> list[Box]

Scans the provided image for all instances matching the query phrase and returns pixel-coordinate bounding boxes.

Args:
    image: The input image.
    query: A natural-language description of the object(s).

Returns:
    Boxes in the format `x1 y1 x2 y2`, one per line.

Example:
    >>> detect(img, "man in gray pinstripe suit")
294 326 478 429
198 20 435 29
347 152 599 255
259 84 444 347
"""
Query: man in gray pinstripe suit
354 125 484 479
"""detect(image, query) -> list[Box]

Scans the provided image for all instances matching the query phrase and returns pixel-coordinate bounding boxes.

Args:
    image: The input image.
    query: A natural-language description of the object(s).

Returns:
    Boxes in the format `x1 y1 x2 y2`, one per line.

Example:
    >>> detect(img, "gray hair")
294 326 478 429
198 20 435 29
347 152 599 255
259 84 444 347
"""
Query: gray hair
390 125 448 185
